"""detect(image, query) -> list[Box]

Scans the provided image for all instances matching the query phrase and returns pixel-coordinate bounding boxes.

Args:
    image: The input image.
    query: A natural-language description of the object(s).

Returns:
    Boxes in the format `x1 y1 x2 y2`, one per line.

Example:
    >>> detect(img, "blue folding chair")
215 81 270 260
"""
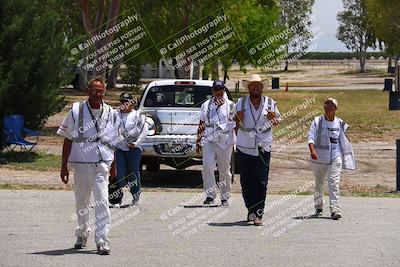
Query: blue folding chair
3 115 41 151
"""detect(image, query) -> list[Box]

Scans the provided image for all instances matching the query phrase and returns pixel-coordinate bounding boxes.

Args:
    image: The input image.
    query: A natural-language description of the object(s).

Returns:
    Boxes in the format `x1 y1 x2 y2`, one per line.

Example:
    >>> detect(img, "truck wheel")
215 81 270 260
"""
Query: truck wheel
146 161 160 172
139 161 143 176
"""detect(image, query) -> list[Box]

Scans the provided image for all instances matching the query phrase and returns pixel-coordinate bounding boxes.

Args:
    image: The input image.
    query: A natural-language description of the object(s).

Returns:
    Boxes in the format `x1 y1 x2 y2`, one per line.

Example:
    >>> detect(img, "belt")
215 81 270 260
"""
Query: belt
239 125 271 133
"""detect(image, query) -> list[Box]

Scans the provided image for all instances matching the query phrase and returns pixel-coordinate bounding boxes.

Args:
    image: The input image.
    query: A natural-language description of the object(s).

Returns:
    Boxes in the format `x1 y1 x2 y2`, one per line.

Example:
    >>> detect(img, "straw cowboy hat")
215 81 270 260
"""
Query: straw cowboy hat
242 74 269 89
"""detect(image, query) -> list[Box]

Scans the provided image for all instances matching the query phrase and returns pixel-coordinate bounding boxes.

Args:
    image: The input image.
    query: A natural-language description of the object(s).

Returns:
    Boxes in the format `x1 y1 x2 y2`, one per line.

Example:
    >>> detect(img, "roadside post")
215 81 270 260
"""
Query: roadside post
397 140 400 192
235 81 240 97
387 59 400 192
0 115 5 165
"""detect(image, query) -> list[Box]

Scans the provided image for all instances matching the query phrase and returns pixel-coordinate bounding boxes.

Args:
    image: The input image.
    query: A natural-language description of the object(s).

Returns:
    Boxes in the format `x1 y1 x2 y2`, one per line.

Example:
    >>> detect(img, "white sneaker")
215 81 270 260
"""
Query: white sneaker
111 203 121 208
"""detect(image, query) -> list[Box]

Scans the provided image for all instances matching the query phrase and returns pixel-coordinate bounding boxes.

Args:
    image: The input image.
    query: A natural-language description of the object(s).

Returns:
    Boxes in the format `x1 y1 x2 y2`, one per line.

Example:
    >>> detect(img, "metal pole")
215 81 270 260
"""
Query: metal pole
0 115 6 165
397 139 400 192
0 115 3 151
395 59 400 192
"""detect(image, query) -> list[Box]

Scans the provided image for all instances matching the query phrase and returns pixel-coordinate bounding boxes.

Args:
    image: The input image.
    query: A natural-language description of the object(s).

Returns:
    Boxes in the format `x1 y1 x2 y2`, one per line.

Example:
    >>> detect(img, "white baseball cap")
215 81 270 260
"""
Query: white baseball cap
325 97 338 108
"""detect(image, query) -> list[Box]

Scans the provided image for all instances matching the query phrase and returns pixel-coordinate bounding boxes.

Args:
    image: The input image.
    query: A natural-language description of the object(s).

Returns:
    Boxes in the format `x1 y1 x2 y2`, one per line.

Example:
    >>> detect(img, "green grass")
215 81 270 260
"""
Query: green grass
0 183 69 191
276 184 400 198
0 151 61 171
338 69 388 77
232 89 400 142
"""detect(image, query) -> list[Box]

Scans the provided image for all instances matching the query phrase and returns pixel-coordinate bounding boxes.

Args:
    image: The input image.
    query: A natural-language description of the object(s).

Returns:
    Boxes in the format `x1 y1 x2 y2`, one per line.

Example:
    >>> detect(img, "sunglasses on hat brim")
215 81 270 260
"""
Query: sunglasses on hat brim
120 99 133 103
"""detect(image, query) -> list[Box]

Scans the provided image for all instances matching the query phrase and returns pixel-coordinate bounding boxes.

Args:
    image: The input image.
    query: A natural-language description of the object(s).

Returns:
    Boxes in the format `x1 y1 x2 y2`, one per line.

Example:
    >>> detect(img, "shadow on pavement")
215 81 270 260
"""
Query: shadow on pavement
182 204 221 208
142 169 203 189
292 214 333 220
208 221 252 227
30 248 97 256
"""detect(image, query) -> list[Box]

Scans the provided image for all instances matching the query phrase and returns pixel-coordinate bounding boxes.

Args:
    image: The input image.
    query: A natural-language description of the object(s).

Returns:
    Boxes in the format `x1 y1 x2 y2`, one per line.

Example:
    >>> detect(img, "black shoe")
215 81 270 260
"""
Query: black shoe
74 237 87 249
203 197 214 205
315 209 323 216
247 212 256 222
221 199 229 206
331 211 342 220
132 198 140 206
97 243 110 255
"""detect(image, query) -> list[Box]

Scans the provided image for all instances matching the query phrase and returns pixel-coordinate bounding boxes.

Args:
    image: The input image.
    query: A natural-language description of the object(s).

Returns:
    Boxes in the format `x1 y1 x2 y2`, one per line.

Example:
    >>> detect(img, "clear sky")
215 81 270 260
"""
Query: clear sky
312 0 350 52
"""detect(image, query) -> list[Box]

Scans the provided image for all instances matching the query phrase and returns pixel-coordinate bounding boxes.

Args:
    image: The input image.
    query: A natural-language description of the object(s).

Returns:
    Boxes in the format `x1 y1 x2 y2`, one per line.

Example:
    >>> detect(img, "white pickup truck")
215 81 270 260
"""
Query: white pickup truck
138 79 238 174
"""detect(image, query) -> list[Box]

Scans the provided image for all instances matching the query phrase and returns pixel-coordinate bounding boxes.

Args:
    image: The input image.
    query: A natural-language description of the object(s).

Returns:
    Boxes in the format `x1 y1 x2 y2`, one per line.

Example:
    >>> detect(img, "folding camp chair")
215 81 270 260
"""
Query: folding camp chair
3 115 41 152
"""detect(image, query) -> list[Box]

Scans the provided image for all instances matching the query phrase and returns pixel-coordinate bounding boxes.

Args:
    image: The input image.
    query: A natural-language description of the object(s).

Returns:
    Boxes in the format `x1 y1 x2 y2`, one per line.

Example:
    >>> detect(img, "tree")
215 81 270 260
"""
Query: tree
366 0 400 54
0 0 67 132
119 0 169 84
137 0 225 79
365 0 400 71
279 0 315 71
337 0 377 73
131 0 281 80
75 0 121 85
220 0 285 73
206 0 282 78
66 0 283 86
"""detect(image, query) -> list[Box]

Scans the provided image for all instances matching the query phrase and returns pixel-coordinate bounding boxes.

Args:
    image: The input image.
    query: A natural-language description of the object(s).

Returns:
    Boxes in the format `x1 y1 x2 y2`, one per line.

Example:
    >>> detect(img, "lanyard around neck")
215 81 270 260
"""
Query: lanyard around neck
86 101 103 135
207 98 227 124
249 97 263 126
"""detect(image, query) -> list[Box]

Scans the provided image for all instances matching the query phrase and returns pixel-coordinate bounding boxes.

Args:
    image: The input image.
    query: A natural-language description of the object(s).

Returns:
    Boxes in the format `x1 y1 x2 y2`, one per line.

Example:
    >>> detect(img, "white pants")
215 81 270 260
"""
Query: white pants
201 143 233 201
312 156 342 213
70 162 111 245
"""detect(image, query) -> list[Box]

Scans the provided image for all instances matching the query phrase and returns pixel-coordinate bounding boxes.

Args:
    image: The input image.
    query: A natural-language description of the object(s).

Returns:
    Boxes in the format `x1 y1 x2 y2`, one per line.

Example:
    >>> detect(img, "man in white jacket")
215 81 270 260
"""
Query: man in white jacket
58 78 118 255
234 74 281 226
308 98 356 220
196 80 236 206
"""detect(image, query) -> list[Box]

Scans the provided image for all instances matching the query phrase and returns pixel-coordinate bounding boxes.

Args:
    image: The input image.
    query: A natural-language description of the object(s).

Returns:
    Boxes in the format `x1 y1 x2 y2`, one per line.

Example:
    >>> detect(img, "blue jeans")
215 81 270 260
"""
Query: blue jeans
115 148 142 201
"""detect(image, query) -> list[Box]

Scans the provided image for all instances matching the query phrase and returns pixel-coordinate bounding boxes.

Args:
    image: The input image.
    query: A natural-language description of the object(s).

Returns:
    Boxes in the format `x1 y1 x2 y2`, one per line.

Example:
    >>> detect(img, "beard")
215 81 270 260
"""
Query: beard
250 91 261 98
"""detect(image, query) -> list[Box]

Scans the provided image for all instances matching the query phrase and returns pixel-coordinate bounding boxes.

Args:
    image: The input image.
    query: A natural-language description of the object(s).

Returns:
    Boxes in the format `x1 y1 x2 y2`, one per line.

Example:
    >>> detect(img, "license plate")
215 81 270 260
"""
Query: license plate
161 144 192 154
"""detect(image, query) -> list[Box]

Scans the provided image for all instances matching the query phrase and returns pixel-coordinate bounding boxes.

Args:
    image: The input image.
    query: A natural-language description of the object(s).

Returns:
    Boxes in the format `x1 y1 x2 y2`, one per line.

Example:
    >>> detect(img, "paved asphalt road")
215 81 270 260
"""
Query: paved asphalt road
0 190 399 267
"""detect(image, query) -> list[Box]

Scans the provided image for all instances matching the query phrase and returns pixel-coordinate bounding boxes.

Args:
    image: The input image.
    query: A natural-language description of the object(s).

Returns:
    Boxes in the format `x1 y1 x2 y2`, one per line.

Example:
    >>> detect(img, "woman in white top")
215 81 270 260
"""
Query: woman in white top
111 92 148 207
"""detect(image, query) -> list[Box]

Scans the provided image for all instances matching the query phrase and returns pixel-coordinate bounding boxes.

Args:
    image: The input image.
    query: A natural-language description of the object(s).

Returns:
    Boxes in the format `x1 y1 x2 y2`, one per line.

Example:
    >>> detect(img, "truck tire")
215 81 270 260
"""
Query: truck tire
146 161 160 172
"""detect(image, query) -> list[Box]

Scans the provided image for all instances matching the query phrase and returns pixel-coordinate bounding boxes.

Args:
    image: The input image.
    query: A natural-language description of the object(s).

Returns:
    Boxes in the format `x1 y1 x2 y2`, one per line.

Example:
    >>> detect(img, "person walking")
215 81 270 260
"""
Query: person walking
196 80 236 206
308 98 356 220
58 78 118 255
112 92 148 207
234 74 281 226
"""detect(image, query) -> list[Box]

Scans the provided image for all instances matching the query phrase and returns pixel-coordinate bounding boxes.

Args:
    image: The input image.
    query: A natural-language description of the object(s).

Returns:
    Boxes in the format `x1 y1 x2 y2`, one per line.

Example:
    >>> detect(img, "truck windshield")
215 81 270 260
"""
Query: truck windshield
143 85 214 107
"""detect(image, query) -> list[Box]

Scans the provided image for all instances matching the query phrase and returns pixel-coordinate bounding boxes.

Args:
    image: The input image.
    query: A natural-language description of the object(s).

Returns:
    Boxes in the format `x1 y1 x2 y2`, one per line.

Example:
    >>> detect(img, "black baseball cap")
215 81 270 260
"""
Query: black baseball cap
212 80 225 90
